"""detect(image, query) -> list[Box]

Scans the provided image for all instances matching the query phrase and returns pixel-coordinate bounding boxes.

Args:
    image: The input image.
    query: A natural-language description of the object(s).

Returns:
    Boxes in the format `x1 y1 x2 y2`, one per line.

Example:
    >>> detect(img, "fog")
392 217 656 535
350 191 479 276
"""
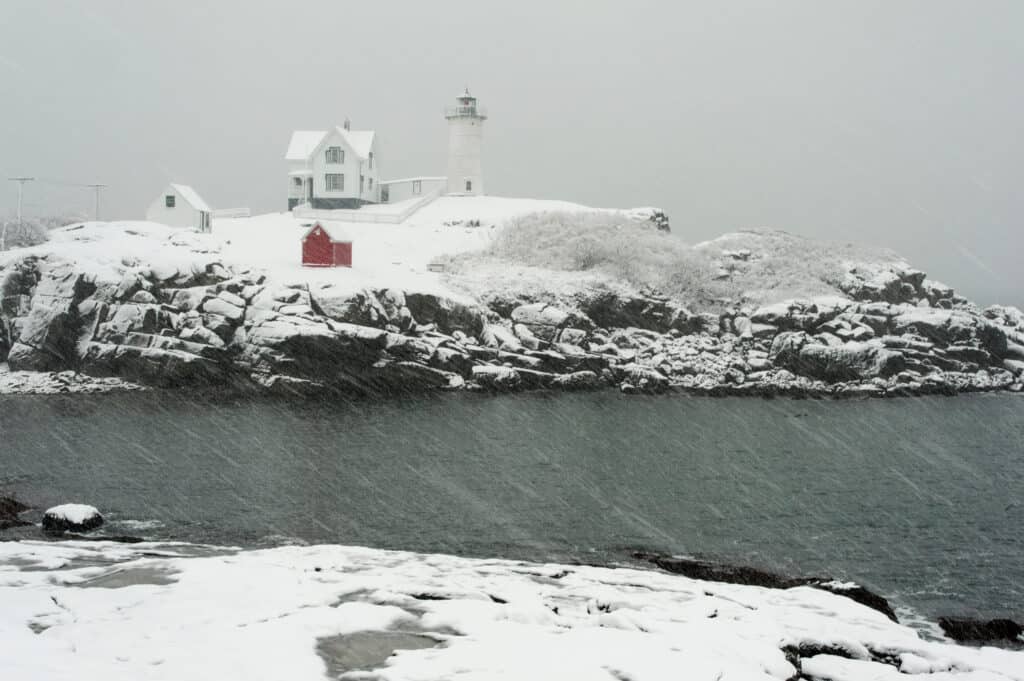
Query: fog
1 0 1020 306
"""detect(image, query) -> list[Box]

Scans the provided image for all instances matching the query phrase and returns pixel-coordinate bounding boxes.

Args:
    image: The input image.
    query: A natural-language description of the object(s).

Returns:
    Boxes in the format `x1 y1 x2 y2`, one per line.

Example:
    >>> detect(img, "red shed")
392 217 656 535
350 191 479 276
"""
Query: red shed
301 222 352 267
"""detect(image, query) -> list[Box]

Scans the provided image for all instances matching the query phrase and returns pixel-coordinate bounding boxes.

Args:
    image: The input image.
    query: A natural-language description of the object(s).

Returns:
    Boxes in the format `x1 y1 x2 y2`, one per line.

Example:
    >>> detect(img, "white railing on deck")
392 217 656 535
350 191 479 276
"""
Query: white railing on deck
293 189 442 224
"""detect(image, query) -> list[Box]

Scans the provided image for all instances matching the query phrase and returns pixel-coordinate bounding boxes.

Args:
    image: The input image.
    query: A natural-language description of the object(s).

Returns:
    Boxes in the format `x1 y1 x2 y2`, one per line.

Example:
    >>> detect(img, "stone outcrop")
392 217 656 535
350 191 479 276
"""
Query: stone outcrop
2 249 1022 398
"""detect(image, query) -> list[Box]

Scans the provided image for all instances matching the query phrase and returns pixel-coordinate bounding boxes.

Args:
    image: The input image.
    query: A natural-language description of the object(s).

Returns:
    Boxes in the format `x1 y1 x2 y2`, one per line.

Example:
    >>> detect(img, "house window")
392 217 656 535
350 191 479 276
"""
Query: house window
293 177 302 187
325 174 344 191
368 177 373 190
369 152 374 169
326 146 344 164
412 180 422 195
360 175 365 193
165 195 175 208
465 180 472 192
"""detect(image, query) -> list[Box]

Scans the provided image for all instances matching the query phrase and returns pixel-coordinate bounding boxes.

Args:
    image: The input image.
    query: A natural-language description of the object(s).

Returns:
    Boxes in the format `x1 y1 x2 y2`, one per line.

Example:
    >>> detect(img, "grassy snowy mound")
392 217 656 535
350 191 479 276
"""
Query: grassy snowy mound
441 211 900 311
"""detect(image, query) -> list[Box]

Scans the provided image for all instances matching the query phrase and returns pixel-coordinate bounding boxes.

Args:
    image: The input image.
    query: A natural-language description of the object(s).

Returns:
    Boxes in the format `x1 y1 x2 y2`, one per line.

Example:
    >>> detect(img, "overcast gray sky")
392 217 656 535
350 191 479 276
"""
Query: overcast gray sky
1 0 1020 306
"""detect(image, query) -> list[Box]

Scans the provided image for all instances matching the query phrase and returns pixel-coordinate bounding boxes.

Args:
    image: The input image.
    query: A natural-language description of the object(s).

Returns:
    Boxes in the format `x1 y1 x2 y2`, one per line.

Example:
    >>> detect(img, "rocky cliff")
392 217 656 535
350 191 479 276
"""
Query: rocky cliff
1 226 1022 398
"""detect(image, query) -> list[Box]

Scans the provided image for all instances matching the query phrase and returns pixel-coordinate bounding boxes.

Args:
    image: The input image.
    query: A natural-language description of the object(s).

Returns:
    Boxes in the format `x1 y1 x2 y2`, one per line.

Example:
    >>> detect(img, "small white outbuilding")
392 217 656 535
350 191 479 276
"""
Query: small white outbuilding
146 184 212 232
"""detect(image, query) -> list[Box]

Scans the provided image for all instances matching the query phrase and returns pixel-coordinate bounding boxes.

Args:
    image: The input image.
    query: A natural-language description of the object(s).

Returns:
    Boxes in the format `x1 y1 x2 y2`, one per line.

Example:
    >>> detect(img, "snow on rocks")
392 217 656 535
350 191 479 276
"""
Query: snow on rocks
41 504 104 534
2 211 1024 398
0 540 1022 681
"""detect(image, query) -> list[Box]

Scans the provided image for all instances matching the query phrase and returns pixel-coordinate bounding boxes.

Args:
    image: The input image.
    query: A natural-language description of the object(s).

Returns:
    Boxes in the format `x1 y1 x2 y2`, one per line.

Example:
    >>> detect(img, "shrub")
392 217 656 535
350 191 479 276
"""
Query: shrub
1 214 84 250
443 211 895 311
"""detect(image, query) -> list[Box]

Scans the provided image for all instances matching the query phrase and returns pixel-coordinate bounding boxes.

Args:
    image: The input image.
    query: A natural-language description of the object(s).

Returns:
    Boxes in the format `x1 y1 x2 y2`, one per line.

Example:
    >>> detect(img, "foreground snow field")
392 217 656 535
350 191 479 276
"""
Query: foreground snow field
1 541 1021 681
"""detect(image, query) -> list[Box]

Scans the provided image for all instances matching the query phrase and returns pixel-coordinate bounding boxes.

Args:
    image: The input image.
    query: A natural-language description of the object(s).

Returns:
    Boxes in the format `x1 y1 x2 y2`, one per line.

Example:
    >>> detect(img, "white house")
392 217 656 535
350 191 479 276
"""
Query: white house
145 184 212 232
285 122 380 210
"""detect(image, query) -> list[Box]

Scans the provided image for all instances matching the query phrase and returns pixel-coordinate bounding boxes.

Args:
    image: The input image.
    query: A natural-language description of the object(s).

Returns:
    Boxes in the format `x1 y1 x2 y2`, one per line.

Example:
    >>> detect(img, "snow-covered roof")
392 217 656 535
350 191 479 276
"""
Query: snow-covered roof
287 169 313 177
285 128 375 161
169 184 210 212
285 130 327 161
302 221 351 243
338 128 375 160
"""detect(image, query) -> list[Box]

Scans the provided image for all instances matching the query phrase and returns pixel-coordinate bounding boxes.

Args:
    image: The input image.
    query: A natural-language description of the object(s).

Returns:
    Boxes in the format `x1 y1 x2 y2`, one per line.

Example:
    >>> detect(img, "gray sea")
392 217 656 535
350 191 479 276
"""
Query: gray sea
2 390 1022 622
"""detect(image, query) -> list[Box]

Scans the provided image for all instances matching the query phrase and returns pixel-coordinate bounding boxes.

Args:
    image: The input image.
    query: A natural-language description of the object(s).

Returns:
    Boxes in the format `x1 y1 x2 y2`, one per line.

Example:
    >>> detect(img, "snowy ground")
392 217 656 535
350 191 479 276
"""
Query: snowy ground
0 195 607 303
214 195 603 294
1 540 1021 681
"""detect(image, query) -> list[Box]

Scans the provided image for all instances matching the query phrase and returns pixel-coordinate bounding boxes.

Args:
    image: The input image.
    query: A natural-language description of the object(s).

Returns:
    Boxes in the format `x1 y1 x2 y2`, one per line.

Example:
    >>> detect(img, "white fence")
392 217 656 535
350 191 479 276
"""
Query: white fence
293 190 441 225
212 207 251 219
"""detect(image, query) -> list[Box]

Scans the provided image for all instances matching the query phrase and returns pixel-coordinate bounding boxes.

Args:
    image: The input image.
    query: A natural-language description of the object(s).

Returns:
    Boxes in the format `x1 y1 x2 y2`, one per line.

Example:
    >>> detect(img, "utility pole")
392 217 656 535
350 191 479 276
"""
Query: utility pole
3 177 35 251
86 184 107 221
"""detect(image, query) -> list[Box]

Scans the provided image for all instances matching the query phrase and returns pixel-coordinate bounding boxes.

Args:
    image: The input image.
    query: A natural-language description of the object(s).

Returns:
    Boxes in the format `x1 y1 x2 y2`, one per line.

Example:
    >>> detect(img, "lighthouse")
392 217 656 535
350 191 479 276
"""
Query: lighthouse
445 89 487 196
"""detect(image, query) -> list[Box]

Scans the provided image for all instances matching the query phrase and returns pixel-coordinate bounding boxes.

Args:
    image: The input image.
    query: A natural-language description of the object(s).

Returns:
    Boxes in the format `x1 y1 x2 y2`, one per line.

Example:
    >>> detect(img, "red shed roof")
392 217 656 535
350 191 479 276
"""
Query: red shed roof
302 222 351 243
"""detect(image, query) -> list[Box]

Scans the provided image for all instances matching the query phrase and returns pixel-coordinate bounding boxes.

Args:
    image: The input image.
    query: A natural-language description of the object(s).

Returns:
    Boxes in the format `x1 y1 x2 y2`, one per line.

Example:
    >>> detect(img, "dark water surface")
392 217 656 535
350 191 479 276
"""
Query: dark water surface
2 390 1023 621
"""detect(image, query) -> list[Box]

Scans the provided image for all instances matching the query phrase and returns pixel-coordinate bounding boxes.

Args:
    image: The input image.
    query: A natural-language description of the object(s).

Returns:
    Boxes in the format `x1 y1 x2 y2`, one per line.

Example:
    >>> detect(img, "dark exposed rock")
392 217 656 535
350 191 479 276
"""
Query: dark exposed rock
938 617 1023 644
580 291 695 334
405 293 485 336
634 552 897 622
0 495 31 530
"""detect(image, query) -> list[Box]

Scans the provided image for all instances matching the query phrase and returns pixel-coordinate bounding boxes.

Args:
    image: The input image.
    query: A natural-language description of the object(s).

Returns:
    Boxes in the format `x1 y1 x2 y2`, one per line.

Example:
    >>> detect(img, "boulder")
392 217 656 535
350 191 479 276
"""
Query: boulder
480 324 524 352
201 296 245 323
6 267 97 371
580 291 693 334
510 303 587 341
471 365 521 391
770 332 904 381
405 292 484 336
551 370 603 391
614 363 670 394
42 503 104 534
313 287 388 328
892 308 1007 356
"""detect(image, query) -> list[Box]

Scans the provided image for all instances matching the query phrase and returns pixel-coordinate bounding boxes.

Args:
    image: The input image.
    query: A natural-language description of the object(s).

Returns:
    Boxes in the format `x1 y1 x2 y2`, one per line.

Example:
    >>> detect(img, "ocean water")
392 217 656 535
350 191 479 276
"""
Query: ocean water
2 390 1022 621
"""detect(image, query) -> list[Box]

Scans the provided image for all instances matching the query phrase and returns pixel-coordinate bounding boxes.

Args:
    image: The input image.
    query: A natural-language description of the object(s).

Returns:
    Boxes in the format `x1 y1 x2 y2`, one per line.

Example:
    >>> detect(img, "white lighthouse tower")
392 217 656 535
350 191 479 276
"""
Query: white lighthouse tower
445 89 486 196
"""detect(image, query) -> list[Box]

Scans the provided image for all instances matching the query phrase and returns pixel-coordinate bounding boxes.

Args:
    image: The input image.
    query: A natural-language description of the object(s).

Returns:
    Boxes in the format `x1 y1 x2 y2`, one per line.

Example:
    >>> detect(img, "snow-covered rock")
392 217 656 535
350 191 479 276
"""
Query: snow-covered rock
1 540 1022 681
42 504 103 534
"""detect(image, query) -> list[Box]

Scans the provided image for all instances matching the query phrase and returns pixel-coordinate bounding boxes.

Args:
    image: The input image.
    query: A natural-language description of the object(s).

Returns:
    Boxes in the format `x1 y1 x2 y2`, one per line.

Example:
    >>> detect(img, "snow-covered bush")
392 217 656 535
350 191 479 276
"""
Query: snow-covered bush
443 211 896 311
1 215 85 250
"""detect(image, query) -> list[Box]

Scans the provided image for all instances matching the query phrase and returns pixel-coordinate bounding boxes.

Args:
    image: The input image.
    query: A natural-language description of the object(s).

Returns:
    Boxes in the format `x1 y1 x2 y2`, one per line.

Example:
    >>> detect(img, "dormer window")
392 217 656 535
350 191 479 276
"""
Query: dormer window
165 195 175 208
326 147 344 164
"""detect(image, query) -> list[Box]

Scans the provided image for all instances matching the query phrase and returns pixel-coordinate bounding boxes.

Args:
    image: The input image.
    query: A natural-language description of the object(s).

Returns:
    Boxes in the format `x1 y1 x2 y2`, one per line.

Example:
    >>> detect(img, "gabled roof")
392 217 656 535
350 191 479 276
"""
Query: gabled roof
338 128 375 160
302 222 351 243
286 127 376 161
286 131 327 161
169 184 210 212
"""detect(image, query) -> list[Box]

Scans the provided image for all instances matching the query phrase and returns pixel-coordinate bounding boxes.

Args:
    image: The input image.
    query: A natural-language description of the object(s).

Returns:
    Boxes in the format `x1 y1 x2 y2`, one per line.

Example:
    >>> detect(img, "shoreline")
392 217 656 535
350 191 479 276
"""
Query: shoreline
2 363 1022 400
